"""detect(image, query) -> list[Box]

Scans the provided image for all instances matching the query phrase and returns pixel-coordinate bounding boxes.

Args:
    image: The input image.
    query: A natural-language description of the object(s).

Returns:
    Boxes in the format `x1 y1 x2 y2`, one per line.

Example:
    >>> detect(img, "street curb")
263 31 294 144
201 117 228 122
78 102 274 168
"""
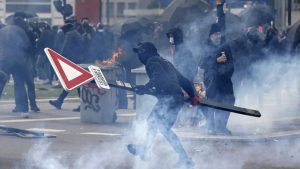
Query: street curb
0 98 80 104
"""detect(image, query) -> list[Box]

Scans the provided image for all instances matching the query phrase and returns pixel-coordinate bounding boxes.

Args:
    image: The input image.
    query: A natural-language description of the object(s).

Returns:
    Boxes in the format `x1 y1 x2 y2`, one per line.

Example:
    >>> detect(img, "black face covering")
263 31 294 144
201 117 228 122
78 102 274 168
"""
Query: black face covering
137 53 150 65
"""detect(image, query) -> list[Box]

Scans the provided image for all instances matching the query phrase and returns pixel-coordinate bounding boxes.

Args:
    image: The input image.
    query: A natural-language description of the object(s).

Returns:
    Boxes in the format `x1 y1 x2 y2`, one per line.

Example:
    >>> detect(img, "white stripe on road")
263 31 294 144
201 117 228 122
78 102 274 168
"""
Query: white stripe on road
117 113 136 117
27 128 66 133
81 132 122 136
0 98 79 104
0 117 80 123
0 115 17 119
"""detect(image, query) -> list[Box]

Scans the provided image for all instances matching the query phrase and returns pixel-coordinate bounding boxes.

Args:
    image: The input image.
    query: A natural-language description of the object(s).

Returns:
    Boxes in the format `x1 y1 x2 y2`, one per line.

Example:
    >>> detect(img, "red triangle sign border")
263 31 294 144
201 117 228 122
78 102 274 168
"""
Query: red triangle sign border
44 48 94 91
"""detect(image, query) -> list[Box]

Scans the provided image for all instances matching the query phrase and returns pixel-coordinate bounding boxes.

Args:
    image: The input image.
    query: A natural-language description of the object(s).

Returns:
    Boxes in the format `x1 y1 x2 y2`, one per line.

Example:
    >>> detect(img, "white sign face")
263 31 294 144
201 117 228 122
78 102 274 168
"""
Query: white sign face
44 48 94 91
88 65 110 90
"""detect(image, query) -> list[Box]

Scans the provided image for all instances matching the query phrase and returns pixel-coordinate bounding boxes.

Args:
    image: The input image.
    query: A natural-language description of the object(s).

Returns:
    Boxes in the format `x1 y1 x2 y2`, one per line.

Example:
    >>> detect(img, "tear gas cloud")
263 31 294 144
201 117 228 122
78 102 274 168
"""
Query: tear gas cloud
13 4 300 169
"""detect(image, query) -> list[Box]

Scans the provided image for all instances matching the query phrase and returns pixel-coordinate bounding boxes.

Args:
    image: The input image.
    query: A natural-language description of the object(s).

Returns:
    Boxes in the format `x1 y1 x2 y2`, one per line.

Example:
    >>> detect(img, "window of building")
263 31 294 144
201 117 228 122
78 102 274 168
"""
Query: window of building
128 2 137 10
117 2 125 17
7 0 51 2
109 2 115 17
294 0 300 10
6 0 51 13
6 4 51 13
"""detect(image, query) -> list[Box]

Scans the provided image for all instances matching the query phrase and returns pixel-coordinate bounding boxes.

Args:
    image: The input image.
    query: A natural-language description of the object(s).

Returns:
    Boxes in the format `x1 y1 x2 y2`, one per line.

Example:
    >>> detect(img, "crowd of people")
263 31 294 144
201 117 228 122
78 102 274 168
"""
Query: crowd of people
0 13 116 114
0 1 297 168
0 2 293 130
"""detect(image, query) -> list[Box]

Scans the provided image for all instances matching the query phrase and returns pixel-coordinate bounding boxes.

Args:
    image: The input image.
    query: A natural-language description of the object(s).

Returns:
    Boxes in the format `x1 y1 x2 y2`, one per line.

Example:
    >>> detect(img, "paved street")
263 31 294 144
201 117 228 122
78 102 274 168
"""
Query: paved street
0 100 300 169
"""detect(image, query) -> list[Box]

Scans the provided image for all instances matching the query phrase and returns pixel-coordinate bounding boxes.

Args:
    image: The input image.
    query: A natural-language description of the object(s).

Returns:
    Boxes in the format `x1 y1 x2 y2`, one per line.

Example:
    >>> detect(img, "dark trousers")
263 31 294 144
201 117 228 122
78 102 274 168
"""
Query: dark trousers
25 59 38 108
144 95 189 160
25 74 37 108
203 93 235 131
12 70 28 111
56 88 81 105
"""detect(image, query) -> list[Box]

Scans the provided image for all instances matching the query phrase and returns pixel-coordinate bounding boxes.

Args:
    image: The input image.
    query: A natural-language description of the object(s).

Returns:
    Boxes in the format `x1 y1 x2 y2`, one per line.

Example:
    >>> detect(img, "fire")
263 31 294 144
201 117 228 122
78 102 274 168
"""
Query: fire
195 82 206 97
96 48 125 66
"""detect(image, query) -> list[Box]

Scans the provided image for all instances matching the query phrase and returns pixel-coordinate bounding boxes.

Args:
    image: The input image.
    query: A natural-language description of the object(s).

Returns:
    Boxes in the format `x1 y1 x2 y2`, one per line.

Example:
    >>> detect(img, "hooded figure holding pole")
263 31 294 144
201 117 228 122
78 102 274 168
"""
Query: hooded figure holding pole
127 42 200 168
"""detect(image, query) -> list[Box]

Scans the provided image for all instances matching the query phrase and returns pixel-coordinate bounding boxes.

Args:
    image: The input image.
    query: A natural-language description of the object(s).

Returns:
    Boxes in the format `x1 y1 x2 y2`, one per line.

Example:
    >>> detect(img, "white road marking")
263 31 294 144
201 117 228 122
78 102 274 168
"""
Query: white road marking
0 98 79 104
0 115 16 119
117 113 136 117
81 132 122 136
26 128 66 133
0 117 80 123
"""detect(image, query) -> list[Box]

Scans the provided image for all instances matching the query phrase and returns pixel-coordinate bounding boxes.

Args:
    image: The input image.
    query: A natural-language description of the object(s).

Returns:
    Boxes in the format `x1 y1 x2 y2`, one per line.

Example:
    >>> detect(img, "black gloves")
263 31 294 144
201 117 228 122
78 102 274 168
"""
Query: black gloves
134 85 147 95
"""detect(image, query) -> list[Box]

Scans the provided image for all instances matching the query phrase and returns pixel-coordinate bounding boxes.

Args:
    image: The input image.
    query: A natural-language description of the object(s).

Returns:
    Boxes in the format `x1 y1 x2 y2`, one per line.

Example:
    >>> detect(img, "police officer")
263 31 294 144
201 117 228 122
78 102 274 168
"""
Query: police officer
127 42 200 168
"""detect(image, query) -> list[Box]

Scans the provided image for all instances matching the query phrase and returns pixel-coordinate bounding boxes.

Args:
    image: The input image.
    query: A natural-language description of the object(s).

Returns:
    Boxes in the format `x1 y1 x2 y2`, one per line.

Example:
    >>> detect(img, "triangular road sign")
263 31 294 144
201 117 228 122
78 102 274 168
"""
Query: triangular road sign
44 48 94 91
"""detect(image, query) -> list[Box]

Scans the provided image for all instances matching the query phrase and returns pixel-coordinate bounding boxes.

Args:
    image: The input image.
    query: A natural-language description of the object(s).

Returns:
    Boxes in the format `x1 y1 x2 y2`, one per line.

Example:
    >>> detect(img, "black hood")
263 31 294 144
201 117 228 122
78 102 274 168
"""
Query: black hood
166 27 183 45
133 42 159 64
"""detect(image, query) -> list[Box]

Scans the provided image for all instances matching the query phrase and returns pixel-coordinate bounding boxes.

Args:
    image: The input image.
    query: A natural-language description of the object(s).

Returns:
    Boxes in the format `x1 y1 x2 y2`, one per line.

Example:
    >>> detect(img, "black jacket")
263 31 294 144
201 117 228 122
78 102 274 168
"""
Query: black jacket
60 30 84 64
200 41 234 96
0 25 30 73
144 56 196 97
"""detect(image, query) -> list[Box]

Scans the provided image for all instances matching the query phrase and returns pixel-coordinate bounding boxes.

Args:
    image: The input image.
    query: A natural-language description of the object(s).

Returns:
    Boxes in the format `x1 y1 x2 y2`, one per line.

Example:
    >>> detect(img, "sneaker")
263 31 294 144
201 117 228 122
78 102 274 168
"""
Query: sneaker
215 128 232 136
31 106 40 113
127 144 150 161
12 108 28 113
49 100 62 110
175 158 195 169
21 112 30 118
72 106 80 112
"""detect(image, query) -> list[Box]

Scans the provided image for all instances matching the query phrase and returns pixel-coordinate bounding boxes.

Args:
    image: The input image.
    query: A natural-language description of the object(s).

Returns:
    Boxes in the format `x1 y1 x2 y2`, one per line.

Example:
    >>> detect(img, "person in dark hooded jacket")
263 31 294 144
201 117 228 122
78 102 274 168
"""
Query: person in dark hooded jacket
49 23 83 111
0 22 30 113
127 42 199 168
200 23 235 135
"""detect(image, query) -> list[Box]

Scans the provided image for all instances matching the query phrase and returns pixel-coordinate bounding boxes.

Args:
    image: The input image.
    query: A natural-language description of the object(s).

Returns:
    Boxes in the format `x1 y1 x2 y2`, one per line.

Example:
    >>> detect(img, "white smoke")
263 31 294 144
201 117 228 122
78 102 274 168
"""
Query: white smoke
229 55 300 133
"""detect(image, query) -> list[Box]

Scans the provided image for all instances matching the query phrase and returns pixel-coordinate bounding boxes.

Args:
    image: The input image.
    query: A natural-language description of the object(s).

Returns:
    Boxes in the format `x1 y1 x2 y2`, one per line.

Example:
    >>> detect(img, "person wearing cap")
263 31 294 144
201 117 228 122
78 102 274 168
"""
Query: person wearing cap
127 42 199 168
199 2 235 135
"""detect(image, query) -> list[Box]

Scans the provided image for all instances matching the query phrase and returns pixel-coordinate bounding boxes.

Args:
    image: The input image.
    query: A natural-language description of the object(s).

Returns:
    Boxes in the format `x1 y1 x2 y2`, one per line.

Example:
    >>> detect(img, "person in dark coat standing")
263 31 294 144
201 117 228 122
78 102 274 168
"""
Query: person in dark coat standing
14 15 40 113
0 23 30 113
49 23 84 111
201 26 235 135
127 42 199 168
200 2 235 135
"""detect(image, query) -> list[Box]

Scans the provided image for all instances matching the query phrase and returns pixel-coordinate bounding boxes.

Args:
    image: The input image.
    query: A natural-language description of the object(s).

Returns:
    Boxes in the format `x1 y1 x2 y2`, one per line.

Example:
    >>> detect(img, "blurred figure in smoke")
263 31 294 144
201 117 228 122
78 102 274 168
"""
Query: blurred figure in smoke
14 13 40 113
79 17 94 62
166 27 197 81
88 22 115 62
0 13 37 113
36 22 56 85
127 42 199 168
49 23 84 111
200 1 235 135
166 27 200 127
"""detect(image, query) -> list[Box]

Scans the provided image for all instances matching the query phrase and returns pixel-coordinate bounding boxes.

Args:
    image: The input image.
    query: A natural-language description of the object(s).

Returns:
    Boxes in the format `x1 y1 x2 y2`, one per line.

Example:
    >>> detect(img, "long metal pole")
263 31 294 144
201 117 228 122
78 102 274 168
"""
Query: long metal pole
288 0 292 26
99 0 102 23
106 0 110 25
63 0 67 21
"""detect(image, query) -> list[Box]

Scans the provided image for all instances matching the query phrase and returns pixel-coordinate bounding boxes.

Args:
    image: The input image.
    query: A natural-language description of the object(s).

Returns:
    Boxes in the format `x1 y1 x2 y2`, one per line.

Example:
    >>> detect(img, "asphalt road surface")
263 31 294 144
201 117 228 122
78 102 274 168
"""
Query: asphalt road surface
0 100 300 169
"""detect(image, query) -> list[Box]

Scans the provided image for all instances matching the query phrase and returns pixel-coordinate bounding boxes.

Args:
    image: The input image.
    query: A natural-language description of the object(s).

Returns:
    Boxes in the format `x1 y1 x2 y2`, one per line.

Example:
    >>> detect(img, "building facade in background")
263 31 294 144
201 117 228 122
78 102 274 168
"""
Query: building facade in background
0 0 298 29
0 0 75 25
